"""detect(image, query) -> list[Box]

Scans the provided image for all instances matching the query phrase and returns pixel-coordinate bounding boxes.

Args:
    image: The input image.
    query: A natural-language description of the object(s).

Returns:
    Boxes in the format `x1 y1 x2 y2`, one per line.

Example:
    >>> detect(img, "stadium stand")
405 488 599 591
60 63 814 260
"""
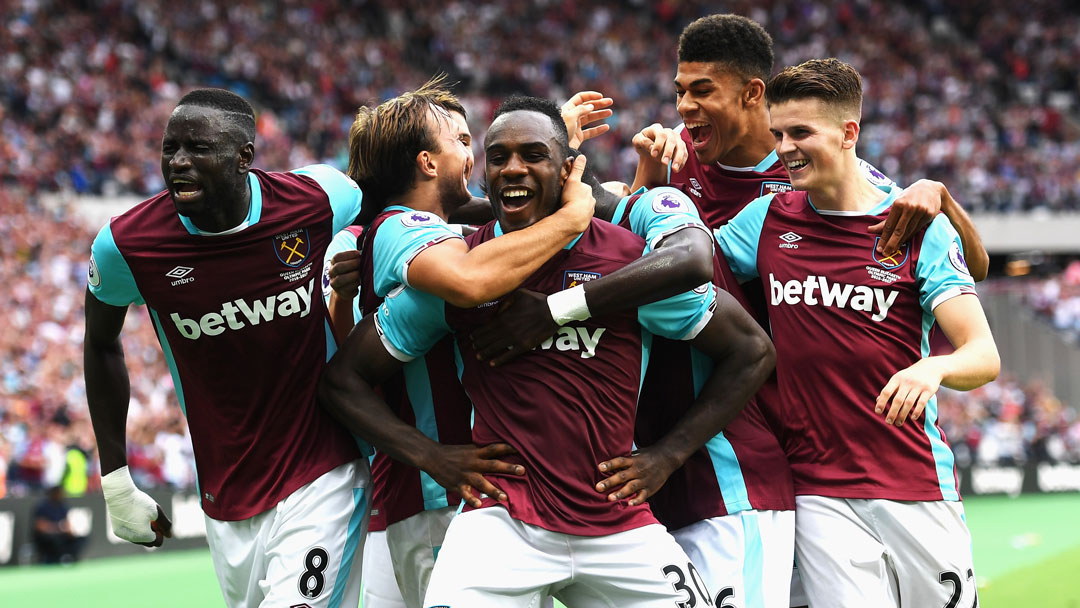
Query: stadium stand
0 1 1078 497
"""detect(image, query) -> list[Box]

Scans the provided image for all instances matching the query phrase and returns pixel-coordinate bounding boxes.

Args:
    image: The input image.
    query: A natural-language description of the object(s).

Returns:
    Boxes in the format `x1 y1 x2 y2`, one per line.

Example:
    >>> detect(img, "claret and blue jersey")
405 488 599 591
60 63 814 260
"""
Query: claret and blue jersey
375 217 715 537
715 184 978 501
88 165 366 521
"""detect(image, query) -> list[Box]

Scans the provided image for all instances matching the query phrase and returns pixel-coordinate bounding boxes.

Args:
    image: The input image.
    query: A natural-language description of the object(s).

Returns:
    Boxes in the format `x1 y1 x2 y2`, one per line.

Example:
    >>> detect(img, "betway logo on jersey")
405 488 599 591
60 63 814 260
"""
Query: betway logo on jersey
170 279 315 339
769 273 899 322
537 326 606 359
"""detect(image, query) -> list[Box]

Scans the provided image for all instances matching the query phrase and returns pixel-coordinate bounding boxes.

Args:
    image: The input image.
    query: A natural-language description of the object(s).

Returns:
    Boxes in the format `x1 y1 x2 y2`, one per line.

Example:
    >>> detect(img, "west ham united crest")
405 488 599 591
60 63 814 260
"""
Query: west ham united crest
760 181 793 196
871 237 909 269
563 270 601 289
274 229 310 267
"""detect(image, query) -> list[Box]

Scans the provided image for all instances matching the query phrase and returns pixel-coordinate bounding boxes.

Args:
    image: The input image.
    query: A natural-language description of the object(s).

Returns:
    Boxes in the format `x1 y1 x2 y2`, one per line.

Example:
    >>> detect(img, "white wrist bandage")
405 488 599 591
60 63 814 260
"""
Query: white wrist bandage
547 284 591 326
101 466 159 543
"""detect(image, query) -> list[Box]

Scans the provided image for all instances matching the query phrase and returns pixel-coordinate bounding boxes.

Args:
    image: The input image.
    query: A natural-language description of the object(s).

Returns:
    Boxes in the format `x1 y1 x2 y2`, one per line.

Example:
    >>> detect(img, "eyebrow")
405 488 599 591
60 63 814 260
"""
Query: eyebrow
675 77 714 88
486 141 550 152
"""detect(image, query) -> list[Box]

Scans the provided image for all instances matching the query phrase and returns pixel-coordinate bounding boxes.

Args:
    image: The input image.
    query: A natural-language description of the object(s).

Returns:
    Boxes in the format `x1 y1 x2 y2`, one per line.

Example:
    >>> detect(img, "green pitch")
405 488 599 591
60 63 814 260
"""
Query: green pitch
2 493 1078 607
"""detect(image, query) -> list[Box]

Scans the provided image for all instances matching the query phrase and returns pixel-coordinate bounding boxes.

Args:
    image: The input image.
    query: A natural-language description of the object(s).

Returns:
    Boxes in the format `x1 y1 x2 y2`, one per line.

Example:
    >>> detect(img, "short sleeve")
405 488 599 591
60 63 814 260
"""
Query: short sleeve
371 210 464 297
626 187 712 250
638 282 717 341
322 228 363 324
292 164 363 233
374 287 452 361
916 215 977 314
87 223 143 306
714 193 773 282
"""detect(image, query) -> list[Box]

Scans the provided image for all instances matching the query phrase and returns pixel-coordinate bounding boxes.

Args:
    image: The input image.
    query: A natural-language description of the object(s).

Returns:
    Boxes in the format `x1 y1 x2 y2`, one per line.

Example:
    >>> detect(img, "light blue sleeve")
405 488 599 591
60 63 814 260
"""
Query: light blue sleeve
322 228 363 324
916 215 977 314
87 223 143 306
292 164 363 233
375 287 452 361
627 187 711 249
638 282 717 341
714 193 773 282
371 210 464 296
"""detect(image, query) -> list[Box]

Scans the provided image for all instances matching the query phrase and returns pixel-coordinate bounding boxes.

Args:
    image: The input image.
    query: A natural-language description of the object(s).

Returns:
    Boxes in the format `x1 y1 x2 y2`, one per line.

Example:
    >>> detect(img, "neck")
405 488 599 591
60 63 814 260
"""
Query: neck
808 157 885 212
397 181 449 221
192 177 251 233
717 108 775 167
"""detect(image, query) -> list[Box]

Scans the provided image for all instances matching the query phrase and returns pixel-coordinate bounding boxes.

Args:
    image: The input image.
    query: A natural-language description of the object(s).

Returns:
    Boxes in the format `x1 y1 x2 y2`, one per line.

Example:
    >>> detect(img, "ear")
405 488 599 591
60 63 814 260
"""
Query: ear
841 119 860 150
238 142 255 173
743 78 766 107
560 155 573 182
416 149 438 179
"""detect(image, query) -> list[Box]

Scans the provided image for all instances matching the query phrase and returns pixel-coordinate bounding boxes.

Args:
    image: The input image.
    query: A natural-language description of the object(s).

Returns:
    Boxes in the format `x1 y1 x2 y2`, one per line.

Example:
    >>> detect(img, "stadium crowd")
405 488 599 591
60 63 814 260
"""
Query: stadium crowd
2 0 1078 211
1025 259 1080 337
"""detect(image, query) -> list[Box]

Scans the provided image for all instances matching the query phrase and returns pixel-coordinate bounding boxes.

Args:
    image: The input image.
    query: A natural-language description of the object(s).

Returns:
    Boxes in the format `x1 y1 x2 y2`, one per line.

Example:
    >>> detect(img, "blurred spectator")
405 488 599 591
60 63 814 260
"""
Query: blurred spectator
32 485 86 564
1026 260 1080 335
1 0 1077 211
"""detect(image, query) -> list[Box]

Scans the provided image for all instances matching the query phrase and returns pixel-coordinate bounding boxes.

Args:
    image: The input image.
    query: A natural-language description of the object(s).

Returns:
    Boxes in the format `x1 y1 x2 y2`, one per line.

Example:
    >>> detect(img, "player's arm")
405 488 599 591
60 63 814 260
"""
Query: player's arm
870 180 989 281
469 227 714 365
83 290 172 547
318 313 524 507
876 294 1000 426
408 155 594 308
595 290 776 505
630 123 688 191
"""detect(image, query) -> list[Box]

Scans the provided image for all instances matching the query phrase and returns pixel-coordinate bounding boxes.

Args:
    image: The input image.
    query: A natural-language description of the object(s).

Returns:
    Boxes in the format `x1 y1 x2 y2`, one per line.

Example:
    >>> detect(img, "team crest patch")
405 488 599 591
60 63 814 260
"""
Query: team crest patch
760 181 793 196
87 254 100 287
274 228 310 267
948 240 971 277
563 270 601 289
321 262 332 292
401 211 437 227
872 237 909 269
858 158 893 186
652 192 688 214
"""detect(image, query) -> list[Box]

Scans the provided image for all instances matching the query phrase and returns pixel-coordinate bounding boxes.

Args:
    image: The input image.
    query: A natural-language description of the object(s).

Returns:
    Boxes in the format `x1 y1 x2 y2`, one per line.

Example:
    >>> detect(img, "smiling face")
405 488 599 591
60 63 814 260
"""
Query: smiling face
675 62 755 165
768 97 854 193
431 109 475 212
160 105 252 227
484 110 571 233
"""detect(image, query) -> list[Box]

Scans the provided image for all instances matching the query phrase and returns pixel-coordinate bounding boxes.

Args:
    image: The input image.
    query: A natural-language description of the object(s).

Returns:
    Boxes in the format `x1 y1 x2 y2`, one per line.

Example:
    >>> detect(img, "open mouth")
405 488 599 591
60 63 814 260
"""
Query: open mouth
499 186 535 212
785 159 809 175
685 121 713 152
172 178 203 201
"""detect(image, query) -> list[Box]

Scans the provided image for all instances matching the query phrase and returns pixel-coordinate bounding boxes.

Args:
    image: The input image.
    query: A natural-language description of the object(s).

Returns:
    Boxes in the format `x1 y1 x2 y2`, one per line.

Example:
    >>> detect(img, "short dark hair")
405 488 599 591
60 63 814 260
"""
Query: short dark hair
348 74 465 211
678 14 774 82
766 58 863 121
176 88 256 142
492 96 569 159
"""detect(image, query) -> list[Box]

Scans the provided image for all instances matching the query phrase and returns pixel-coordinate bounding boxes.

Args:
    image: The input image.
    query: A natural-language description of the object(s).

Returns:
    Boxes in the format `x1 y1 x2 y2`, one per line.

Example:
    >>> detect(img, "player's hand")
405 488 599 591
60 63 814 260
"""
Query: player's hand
595 448 679 507
100 466 174 547
470 289 558 366
868 179 943 256
428 443 525 508
561 91 614 149
875 357 946 427
558 154 595 232
328 250 363 300
633 123 688 175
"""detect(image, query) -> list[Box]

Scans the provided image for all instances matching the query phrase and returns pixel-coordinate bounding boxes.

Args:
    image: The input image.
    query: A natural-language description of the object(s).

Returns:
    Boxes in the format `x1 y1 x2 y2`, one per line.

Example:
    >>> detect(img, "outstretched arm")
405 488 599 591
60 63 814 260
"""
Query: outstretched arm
318 315 524 506
408 155 595 308
595 290 776 504
84 290 172 547
870 180 989 281
470 227 714 366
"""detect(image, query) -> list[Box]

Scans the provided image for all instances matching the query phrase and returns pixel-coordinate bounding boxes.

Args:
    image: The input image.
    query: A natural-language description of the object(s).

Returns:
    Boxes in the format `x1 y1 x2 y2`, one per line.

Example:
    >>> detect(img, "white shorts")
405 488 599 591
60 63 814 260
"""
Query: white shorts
788 560 808 607
385 505 457 608
794 496 977 608
671 509 794 608
423 507 707 608
205 459 371 608
363 529 407 608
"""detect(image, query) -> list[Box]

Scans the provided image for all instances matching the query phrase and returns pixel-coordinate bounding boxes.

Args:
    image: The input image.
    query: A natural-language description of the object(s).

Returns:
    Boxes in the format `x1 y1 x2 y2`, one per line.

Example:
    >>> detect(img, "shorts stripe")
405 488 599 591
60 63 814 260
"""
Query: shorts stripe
328 487 368 608
741 514 765 608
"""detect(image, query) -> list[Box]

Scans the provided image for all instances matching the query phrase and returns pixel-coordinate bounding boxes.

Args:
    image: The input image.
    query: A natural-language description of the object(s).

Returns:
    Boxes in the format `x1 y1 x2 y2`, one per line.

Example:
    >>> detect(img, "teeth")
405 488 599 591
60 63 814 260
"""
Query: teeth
787 160 808 170
685 121 707 129
502 189 531 198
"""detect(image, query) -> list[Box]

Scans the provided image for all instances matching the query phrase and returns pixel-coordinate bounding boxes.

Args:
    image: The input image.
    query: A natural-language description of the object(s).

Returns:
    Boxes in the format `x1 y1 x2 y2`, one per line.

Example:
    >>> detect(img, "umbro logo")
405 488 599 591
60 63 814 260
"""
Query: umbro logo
779 232 801 249
167 266 195 286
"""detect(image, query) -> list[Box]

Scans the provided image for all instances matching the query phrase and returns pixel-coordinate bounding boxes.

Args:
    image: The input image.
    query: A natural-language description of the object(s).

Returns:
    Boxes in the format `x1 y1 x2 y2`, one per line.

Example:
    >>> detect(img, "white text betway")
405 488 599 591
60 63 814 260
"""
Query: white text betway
769 273 899 322
171 279 314 339
538 326 606 359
